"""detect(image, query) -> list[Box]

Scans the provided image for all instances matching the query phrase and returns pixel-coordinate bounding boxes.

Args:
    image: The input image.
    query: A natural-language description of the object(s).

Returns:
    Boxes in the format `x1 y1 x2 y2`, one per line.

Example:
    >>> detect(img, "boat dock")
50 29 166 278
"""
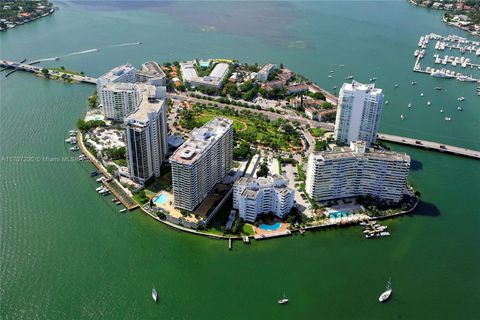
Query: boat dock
228 238 232 250
377 133 480 160
0 59 97 84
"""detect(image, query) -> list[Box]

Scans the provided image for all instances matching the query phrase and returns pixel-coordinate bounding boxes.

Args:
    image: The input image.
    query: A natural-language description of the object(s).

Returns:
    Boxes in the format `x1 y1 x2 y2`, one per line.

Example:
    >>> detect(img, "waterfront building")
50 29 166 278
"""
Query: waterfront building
124 85 168 185
170 118 233 211
100 83 141 122
97 64 138 121
180 60 229 88
257 63 276 82
306 141 410 203
136 61 167 87
233 175 295 223
333 81 384 145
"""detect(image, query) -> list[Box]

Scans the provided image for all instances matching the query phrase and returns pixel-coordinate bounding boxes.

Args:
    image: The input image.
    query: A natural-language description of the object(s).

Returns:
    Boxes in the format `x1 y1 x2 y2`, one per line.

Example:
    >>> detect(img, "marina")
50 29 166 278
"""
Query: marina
413 33 480 85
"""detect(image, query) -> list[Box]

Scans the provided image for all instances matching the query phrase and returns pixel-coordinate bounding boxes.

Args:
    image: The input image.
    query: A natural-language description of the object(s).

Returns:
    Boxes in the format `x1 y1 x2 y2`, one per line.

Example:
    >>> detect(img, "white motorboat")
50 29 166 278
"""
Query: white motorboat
427 101 431 106
152 287 158 302
457 107 463 111
458 97 465 101
95 177 104 182
385 100 389 105
400 114 404 121
445 117 452 121
440 109 444 113
278 291 289 305
69 146 79 151
378 278 392 303
408 103 412 108
420 93 424 97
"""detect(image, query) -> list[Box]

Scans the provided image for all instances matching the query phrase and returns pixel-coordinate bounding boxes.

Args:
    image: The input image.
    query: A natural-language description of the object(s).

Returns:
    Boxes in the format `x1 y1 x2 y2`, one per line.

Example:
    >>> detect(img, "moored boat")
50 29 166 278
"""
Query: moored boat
378 278 392 303
278 290 289 305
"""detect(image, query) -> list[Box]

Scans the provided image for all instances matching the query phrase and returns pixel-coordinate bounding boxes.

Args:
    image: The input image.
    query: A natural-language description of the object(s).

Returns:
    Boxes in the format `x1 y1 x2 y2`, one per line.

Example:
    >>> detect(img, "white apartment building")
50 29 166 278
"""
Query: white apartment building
306 141 410 203
100 83 141 122
136 61 167 87
180 60 229 88
124 85 168 185
233 175 295 223
334 81 384 145
170 118 233 211
97 64 138 121
257 63 276 82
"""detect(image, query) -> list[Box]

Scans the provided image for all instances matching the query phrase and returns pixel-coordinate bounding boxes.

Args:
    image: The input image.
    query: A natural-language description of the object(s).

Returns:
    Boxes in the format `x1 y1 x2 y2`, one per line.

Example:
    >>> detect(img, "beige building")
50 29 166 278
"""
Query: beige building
170 118 233 211
306 141 410 203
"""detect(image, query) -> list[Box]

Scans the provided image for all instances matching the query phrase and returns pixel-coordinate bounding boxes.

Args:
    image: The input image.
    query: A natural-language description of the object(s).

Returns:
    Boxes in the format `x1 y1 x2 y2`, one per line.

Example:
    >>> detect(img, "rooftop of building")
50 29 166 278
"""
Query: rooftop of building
98 64 136 82
140 61 166 78
180 60 229 86
102 82 139 91
170 117 233 164
124 84 164 124
238 174 293 199
342 80 383 95
259 63 276 73
312 141 410 162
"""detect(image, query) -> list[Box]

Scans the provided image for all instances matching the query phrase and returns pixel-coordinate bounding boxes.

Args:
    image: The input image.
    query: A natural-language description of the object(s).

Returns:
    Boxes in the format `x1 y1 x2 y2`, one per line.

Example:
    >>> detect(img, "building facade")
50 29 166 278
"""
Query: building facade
97 64 138 122
233 175 295 223
170 118 233 211
100 83 141 122
257 63 276 82
334 81 384 145
306 141 410 203
124 85 168 185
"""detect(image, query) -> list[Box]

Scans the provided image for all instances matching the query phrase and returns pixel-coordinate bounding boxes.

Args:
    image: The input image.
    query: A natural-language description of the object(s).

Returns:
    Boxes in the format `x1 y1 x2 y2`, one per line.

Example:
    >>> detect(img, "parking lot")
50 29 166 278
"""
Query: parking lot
281 162 312 217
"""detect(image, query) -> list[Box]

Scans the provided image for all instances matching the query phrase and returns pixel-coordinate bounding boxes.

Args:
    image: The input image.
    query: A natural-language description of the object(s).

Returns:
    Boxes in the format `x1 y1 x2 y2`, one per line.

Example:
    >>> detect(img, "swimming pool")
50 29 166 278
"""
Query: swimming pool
153 194 168 206
258 222 282 231
329 211 350 219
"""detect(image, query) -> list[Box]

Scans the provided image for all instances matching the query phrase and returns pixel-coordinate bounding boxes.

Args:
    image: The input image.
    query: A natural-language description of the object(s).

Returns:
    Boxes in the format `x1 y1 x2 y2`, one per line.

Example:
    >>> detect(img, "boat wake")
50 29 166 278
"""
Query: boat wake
105 42 142 48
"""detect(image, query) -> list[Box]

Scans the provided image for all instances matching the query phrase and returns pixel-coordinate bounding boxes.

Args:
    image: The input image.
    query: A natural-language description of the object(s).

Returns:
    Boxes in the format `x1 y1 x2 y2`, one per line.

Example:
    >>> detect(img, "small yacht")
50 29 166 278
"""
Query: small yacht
339 64 345 67
96 177 104 182
378 278 392 303
420 93 424 97
434 86 442 90
385 100 389 105
458 97 465 101
394 84 399 88
333 86 337 90
411 81 417 85
329 70 334 73
369 77 376 82
440 109 444 113
328 75 332 78
400 114 404 120
119 208 127 213
69 146 79 151
445 117 452 121
95 186 104 192
346 75 354 80
278 291 289 305
427 101 431 106
408 103 412 108
457 107 463 111
152 287 158 302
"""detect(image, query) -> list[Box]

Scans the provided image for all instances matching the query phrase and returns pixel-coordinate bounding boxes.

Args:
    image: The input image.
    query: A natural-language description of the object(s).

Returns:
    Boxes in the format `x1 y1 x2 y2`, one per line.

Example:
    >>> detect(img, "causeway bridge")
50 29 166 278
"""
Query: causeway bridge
0 59 97 84
377 133 480 160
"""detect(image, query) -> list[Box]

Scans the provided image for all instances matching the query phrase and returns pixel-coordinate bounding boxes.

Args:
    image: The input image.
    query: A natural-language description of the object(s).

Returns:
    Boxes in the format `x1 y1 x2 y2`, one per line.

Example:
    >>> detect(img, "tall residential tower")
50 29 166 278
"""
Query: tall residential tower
124 85 168 185
334 81 384 145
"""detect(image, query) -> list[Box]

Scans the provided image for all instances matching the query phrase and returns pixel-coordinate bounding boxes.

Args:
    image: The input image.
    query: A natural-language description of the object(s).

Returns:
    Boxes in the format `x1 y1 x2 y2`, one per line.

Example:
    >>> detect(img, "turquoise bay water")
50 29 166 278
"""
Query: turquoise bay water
1 1 479 319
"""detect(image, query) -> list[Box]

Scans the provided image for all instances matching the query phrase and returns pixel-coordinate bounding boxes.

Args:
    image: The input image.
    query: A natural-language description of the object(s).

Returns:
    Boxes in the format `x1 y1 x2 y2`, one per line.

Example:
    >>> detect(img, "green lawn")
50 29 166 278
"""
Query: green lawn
242 224 255 235
309 127 325 137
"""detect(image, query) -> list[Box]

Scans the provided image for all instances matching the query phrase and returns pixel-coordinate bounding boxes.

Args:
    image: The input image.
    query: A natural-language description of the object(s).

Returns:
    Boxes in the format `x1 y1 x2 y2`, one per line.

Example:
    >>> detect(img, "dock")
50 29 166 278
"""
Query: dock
377 133 480 160
228 238 232 250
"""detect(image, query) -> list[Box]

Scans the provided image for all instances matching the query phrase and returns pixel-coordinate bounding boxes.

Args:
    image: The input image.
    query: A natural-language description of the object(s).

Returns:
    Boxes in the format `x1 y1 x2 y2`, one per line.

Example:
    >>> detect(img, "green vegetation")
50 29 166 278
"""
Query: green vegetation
314 140 328 152
88 92 99 109
257 161 269 178
132 189 149 205
233 141 251 159
0 1 53 28
242 224 255 235
40 68 49 78
104 147 126 161
179 104 301 151
309 127 325 137
76 119 106 132
49 67 82 76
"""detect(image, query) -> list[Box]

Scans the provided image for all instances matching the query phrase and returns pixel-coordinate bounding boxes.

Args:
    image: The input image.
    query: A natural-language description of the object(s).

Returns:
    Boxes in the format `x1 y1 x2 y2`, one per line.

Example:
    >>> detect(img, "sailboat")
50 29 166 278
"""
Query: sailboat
378 278 392 302
278 290 289 305
152 287 158 302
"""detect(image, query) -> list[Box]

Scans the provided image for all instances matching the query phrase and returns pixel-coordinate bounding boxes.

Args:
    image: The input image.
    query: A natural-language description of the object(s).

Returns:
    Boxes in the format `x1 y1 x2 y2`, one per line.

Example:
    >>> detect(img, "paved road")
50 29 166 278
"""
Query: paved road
167 92 335 131
377 133 480 160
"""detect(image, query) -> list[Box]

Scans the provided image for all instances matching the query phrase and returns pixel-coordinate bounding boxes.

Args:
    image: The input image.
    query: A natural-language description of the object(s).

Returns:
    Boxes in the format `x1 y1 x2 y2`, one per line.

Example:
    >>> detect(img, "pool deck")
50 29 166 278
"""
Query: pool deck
253 223 291 240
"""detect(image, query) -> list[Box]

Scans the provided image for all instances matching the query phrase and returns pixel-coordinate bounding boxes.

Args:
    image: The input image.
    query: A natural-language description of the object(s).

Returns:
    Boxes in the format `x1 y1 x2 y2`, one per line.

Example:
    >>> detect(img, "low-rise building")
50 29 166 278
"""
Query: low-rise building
306 141 410 203
180 60 229 88
233 175 295 223
257 63 277 82
136 61 167 87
